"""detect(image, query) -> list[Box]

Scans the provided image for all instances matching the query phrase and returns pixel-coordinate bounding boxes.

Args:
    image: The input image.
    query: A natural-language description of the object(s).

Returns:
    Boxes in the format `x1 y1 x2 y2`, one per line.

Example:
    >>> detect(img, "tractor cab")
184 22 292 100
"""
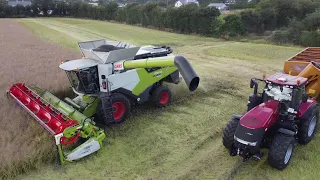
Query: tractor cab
247 73 309 115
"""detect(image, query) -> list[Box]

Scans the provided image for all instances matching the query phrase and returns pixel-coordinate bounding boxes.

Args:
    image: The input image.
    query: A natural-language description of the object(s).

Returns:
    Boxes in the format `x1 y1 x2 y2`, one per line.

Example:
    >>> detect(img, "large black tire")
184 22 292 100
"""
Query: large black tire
151 86 172 108
222 118 239 149
267 134 295 170
97 93 130 124
298 105 319 145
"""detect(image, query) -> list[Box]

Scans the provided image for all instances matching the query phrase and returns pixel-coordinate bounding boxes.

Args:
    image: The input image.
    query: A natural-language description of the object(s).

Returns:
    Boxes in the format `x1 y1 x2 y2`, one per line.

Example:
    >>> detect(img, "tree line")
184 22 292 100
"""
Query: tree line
0 0 319 46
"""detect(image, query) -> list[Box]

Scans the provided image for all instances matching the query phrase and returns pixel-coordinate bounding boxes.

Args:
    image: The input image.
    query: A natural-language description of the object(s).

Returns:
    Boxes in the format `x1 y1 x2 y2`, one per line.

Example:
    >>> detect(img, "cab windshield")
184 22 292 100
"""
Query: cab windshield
264 83 293 102
65 66 100 94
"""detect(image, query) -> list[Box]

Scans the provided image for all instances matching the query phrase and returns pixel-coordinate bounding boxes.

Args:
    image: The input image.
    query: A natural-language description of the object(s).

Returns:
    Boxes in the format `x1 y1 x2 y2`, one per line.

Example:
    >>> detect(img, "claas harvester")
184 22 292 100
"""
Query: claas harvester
8 39 200 164
223 47 320 170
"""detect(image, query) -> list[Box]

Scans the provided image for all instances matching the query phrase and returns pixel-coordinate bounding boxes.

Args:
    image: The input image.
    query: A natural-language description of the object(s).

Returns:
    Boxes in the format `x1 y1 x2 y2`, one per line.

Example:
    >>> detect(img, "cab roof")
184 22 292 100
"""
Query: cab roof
59 58 99 71
266 72 308 86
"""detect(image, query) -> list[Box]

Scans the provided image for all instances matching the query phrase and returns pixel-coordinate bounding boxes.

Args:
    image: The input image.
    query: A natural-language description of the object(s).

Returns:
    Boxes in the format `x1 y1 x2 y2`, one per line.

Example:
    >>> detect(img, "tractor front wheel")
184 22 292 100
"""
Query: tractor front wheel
97 93 130 124
267 134 295 170
298 105 319 145
151 86 172 107
222 118 239 149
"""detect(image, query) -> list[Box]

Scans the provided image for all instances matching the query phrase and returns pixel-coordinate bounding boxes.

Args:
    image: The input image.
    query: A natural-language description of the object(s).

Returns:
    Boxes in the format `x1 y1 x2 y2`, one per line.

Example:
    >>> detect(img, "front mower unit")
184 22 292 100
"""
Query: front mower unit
8 83 106 164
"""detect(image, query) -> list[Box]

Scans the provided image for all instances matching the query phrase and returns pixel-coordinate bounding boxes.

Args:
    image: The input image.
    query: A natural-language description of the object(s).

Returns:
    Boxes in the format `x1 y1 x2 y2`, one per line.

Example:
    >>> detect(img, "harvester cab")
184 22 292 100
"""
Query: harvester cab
8 39 200 164
223 73 318 170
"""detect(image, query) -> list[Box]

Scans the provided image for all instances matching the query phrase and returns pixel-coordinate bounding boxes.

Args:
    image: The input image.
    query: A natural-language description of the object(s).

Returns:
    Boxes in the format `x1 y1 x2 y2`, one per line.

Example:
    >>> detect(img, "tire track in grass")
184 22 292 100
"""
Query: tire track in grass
29 19 103 42
40 19 110 40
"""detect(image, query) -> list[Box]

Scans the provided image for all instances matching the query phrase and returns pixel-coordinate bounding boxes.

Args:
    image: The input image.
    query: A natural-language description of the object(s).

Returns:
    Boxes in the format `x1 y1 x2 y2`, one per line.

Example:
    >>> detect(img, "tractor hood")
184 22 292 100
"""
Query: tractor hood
240 100 279 129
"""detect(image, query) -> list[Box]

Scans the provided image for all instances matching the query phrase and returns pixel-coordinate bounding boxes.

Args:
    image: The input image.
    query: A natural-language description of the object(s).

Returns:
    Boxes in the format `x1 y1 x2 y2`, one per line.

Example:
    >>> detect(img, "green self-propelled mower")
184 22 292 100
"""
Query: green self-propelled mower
8 39 200 164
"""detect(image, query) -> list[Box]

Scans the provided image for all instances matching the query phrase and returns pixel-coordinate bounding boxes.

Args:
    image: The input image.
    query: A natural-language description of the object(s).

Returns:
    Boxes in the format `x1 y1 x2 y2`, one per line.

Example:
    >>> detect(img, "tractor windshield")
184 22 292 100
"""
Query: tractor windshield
264 83 293 102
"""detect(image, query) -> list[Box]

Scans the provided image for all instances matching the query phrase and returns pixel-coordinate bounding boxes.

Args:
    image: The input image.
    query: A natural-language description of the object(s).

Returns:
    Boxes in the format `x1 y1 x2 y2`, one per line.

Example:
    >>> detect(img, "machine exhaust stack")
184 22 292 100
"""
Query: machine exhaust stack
123 55 200 92
174 56 199 92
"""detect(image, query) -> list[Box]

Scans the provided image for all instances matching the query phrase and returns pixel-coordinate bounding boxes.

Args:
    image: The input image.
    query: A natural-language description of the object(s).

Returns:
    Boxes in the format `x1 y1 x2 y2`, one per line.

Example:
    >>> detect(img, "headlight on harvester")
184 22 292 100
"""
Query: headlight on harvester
234 135 257 146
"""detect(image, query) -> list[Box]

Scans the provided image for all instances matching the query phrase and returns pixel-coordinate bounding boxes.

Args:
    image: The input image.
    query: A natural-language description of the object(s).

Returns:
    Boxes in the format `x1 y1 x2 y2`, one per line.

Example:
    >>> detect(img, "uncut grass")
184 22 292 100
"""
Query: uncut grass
10 18 317 180
0 19 80 179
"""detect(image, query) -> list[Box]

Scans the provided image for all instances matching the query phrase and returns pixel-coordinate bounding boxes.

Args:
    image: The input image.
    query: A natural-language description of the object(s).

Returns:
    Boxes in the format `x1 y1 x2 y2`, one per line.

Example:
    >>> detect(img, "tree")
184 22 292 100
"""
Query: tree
32 0 54 16
220 14 246 37
240 9 263 33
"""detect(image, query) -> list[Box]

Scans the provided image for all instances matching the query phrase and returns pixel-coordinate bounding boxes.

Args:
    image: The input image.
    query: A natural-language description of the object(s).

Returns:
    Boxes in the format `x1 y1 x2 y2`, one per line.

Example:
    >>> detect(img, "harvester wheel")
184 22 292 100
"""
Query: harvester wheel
298 105 319 144
151 86 172 107
222 118 239 149
97 93 130 124
267 134 295 170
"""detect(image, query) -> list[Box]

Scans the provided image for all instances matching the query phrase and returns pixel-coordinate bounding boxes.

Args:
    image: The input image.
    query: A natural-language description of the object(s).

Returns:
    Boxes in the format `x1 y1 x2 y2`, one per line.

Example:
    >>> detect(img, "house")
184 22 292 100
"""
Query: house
7 0 32 7
117 2 126 8
223 0 236 4
208 3 228 11
224 0 253 4
88 2 98 6
174 0 199 8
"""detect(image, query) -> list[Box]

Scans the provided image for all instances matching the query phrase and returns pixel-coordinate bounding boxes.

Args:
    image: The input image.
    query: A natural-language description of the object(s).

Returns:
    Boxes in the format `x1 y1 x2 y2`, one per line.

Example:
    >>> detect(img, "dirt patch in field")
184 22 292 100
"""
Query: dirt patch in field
0 19 80 178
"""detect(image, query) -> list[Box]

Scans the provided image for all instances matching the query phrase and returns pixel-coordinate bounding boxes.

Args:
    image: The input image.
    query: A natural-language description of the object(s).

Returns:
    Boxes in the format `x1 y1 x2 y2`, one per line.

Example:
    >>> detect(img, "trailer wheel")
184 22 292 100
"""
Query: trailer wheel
97 93 130 124
267 134 295 170
151 86 171 107
298 105 319 144
222 118 239 149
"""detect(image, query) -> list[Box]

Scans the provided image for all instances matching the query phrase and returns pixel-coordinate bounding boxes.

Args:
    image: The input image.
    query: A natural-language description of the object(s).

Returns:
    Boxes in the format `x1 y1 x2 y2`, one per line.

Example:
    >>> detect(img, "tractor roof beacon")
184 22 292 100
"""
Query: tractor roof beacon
8 39 200 164
223 73 319 170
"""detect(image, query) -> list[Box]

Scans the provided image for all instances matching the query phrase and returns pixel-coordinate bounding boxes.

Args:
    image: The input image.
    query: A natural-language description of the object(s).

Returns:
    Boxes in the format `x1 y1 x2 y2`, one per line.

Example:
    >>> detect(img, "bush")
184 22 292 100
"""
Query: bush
229 2 258 9
220 14 246 37
270 30 292 44
240 9 263 33
300 30 320 47
197 7 221 35
302 9 320 31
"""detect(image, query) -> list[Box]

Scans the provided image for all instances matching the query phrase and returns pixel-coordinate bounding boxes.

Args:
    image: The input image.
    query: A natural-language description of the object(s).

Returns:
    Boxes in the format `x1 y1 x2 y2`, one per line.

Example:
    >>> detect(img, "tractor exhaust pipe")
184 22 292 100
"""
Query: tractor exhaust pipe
174 56 200 92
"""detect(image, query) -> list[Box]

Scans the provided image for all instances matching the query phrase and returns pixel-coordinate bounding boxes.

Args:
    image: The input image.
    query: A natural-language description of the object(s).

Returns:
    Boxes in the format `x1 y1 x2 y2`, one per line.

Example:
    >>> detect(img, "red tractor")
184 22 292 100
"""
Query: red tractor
223 73 319 170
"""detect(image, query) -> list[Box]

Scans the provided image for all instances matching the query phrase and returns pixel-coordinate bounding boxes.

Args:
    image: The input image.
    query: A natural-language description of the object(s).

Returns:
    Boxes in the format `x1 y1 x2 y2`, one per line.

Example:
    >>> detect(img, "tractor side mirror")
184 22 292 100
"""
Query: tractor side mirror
250 79 258 95
302 93 308 103
250 79 255 88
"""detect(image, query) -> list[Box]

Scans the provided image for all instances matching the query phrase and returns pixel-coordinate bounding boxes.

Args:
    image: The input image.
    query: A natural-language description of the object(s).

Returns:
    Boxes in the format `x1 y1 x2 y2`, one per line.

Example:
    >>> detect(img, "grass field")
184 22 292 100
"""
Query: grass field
7 18 320 179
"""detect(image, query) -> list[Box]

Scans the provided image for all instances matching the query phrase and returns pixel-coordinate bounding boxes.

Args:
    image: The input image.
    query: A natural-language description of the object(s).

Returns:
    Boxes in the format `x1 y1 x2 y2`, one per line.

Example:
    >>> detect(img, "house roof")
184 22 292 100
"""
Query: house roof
177 0 199 5
208 3 227 7
8 0 32 7
117 2 126 7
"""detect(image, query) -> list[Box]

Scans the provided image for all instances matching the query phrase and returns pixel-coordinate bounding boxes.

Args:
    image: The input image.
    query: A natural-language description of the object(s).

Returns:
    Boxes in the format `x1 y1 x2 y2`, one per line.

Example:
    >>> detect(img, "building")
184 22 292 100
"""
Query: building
88 2 98 6
117 2 126 8
7 0 32 7
208 3 228 11
174 0 199 8
224 0 253 4
224 0 236 4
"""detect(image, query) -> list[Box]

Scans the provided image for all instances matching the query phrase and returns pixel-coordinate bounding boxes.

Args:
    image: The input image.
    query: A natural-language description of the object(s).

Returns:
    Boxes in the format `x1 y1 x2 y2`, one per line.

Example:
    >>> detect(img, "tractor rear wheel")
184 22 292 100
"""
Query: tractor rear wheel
298 105 319 145
97 93 130 124
151 86 172 107
222 118 239 149
267 134 295 170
